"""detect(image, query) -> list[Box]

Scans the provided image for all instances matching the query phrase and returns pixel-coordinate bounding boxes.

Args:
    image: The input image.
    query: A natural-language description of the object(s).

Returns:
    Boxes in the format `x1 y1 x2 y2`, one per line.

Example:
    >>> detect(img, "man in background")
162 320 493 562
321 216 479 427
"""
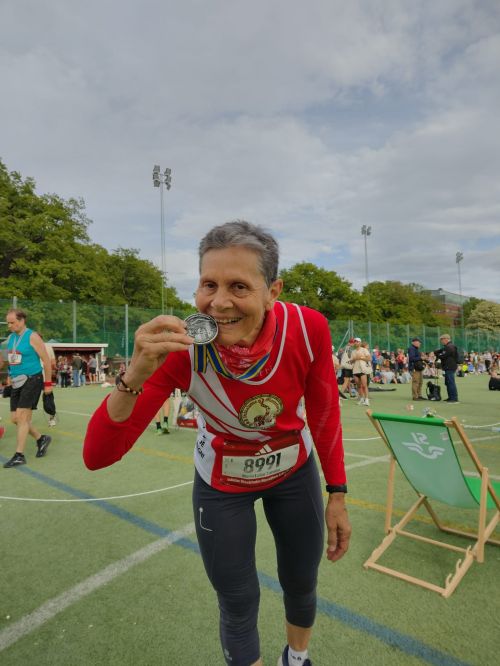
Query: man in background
71 352 82 387
408 337 425 401
0 309 53 468
435 334 459 403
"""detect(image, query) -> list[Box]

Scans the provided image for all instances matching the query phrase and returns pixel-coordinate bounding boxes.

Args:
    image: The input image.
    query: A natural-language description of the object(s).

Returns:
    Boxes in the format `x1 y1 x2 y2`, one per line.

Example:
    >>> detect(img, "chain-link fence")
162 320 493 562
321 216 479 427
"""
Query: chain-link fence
1 297 499 357
326 321 500 353
0 298 195 359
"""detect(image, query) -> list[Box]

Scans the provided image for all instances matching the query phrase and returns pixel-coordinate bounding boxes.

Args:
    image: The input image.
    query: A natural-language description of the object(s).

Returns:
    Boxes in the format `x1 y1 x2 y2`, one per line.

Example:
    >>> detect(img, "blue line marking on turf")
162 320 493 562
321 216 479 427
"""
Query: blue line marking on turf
258 571 472 666
1 456 472 666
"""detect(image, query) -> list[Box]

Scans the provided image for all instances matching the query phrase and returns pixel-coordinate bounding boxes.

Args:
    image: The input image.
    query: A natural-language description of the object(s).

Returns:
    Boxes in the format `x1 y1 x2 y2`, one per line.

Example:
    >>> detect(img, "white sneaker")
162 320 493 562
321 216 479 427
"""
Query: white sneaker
48 417 57 427
363 398 370 406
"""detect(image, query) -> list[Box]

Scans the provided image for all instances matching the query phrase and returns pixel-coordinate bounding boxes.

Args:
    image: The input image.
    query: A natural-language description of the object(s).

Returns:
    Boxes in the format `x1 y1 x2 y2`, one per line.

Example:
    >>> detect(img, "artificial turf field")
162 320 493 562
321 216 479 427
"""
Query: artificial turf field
0 375 499 665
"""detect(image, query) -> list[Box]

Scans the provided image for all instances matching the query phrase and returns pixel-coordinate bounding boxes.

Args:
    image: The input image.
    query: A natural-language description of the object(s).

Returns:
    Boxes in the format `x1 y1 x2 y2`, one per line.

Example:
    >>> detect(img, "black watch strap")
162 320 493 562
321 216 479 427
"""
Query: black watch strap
326 484 347 494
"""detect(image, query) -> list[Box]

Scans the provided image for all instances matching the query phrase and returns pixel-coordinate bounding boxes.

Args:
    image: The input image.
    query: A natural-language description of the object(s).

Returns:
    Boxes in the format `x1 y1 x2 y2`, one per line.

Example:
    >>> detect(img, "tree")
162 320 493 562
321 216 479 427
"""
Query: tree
279 263 366 319
466 301 500 332
0 159 192 311
0 161 92 300
462 297 484 326
363 281 447 325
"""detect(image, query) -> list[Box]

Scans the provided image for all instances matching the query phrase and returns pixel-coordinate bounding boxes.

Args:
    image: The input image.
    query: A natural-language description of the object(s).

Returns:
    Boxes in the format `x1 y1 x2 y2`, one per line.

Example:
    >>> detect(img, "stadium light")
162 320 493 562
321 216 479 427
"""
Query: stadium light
152 165 172 314
456 251 464 338
361 225 372 286
361 225 372 347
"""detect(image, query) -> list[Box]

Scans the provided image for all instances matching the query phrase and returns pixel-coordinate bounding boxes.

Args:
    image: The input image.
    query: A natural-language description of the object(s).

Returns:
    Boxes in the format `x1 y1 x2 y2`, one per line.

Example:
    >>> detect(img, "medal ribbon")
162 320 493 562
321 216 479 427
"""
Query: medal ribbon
192 309 277 380
207 343 270 380
192 343 270 380
10 329 27 353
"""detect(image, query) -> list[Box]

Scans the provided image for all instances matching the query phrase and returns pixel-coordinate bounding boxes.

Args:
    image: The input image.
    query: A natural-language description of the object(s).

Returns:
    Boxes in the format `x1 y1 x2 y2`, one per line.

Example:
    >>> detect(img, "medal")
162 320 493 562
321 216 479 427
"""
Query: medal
184 313 218 345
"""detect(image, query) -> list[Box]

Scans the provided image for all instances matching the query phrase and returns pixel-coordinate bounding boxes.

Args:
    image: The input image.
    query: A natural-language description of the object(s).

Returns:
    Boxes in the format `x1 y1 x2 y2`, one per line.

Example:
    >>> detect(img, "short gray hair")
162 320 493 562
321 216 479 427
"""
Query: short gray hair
6 308 27 322
198 220 279 286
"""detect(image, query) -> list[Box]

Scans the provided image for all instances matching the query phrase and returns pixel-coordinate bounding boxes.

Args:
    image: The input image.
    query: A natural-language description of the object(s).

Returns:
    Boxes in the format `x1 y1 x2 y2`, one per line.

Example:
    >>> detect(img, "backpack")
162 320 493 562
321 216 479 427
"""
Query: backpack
426 380 441 401
489 377 500 391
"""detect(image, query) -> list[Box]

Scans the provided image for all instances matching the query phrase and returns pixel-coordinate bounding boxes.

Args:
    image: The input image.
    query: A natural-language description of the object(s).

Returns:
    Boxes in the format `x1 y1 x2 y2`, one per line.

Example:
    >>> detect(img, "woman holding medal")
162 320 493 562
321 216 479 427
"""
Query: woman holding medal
1 309 53 468
84 220 351 666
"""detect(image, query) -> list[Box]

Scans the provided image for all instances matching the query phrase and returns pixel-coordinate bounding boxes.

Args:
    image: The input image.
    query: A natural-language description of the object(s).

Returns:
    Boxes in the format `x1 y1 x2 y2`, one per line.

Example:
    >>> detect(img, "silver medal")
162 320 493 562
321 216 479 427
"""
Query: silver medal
184 313 218 345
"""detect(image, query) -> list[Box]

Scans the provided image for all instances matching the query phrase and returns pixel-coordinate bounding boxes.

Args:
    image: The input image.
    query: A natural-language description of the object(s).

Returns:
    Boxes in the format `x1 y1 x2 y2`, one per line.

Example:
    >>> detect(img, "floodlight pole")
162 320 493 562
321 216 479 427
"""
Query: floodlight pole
361 225 371 286
456 251 464 345
361 225 372 347
152 165 172 314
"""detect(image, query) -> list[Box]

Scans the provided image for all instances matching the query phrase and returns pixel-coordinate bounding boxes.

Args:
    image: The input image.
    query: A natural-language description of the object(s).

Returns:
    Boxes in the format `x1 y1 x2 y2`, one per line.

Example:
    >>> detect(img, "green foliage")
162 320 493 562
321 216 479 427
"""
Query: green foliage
466 300 500 332
1 160 496 337
279 264 448 325
0 159 192 311
279 262 367 319
363 281 447 326
462 297 484 325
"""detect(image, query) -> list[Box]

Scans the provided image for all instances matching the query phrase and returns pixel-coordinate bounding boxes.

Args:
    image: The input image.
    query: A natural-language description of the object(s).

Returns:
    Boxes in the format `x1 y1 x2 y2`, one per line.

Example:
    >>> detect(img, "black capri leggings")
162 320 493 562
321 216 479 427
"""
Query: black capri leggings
193 454 325 666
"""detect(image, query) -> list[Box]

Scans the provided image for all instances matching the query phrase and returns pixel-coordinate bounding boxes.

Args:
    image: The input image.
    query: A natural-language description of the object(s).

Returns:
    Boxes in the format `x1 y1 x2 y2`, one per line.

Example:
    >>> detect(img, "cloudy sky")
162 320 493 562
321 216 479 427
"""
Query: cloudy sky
1 0 499 304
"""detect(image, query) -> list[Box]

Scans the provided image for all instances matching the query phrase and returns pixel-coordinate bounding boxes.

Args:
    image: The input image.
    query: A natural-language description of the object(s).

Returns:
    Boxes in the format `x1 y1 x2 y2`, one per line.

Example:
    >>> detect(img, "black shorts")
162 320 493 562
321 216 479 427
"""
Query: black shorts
342 368 353 378
10 373 44 412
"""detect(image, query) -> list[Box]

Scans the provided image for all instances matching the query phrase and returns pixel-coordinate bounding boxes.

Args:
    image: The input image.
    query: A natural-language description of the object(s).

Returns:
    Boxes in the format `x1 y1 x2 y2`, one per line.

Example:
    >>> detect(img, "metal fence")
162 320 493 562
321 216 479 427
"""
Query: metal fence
328 320 500 354
1 298 499 358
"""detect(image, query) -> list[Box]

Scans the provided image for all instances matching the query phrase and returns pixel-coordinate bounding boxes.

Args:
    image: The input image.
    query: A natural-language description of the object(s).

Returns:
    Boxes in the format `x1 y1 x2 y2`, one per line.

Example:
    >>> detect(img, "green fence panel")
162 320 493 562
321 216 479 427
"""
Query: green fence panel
1 298 499 357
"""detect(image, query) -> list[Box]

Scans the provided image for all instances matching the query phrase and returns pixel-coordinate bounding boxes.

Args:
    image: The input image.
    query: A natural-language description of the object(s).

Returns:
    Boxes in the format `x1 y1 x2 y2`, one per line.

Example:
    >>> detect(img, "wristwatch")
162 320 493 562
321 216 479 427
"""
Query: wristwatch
326 484 348 494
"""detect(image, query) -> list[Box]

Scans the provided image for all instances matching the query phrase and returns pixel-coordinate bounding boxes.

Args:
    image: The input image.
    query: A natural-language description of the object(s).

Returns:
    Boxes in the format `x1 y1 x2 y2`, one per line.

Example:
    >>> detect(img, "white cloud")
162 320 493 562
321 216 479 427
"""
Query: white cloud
1 0 499 304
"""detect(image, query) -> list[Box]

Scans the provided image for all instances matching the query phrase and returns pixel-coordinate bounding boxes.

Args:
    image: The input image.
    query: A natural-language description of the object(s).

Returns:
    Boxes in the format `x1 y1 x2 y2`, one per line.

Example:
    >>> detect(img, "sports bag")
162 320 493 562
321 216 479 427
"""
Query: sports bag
340 349 353 370
43 392 56 416
426 380 441 401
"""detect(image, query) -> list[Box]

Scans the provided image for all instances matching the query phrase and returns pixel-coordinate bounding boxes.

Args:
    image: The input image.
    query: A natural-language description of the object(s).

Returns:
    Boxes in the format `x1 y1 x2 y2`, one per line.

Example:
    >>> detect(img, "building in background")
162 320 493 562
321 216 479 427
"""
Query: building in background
425 289 470 326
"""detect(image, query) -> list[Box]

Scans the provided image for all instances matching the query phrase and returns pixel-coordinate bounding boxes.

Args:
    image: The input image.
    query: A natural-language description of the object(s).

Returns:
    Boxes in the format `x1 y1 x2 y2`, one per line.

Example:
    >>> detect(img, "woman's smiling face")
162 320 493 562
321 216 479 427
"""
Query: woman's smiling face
195 246 282 347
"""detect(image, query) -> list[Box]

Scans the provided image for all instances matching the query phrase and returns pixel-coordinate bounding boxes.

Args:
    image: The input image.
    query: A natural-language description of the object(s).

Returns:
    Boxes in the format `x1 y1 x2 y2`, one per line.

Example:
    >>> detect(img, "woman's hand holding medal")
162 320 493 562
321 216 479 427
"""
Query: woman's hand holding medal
125 315 195 388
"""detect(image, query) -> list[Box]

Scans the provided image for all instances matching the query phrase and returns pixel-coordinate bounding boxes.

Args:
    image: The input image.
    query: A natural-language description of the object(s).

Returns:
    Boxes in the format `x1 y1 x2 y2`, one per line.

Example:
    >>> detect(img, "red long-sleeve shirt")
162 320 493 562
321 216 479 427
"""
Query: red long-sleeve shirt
83 302 345 491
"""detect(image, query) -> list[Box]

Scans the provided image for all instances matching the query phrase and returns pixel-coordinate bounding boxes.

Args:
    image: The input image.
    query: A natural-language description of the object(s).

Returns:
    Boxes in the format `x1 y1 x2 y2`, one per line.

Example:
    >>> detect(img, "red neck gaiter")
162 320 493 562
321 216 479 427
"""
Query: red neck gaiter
215 308 277 376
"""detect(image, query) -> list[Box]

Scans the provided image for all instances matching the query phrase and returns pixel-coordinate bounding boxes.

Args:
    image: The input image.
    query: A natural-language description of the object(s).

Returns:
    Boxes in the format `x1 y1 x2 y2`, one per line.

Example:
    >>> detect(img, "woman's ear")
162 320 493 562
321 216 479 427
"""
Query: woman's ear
266 279 283 310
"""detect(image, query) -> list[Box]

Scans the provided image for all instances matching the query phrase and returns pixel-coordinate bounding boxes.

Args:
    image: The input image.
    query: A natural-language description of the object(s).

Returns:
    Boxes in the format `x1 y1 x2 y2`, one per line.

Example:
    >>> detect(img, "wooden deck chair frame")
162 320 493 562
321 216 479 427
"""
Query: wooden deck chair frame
364 411 500 598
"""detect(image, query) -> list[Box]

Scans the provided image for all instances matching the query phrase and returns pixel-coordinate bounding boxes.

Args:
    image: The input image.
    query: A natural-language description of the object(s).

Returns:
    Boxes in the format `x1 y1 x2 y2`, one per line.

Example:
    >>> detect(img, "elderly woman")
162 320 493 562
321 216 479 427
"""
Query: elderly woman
83 220 350 666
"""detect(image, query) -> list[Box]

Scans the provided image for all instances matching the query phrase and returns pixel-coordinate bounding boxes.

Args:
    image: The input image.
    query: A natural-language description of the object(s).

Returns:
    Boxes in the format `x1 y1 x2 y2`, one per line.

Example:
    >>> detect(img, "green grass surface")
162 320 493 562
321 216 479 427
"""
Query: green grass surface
0 375 498 665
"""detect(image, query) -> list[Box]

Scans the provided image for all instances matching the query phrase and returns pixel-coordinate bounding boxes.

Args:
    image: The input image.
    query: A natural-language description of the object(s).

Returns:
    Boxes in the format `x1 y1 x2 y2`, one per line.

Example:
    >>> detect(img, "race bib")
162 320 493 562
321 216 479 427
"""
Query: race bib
222 444 299 481
219 431 301 488
8 351 23 365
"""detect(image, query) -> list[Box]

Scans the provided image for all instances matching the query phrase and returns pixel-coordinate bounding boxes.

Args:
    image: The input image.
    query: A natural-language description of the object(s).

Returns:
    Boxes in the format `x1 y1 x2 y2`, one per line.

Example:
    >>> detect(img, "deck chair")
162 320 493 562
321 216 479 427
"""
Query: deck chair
364 411 500 597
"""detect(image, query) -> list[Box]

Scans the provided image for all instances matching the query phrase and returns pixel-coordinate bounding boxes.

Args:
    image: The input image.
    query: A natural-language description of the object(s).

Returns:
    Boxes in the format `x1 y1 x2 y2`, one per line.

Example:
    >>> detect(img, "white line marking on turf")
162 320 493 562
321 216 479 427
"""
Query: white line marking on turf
463 471 500 481
0 480 194 503
345 455 390 470
0 523 195 653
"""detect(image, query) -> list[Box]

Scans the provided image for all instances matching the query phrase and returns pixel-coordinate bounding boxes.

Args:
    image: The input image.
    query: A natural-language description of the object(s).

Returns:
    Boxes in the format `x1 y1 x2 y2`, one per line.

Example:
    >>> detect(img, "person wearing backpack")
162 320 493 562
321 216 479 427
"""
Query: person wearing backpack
435 334 459 403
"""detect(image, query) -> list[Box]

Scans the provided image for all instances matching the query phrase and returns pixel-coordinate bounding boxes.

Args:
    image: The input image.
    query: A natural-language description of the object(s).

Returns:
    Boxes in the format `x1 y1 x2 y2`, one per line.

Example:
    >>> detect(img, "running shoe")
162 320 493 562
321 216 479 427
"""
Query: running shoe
48 416 57 427
36 435 52 458
277 645 312 666
4 452 26 468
